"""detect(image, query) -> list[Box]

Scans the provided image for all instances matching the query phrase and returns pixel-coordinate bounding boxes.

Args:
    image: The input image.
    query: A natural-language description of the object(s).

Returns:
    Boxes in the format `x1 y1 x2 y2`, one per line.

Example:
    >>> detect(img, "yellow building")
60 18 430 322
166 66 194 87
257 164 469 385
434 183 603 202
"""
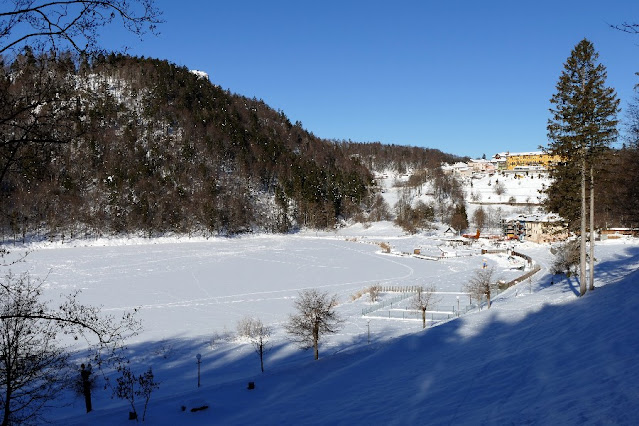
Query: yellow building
502 151 561 170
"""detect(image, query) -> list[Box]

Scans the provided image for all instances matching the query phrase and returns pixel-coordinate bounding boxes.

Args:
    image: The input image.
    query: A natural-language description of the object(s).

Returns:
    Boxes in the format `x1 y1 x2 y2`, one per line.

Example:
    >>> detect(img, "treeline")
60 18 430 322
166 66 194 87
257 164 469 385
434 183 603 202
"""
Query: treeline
0 52 456 239
340 141 466 173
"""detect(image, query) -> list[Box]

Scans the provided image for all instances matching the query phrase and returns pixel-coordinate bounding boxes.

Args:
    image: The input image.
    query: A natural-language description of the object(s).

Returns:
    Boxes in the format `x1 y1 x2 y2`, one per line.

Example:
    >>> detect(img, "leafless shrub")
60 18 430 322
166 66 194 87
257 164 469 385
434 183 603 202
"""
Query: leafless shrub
551 240 580 277
350 289 365 301
463 267 498 309
369 285 381 303
237 317 271 372
113 366 160 422
379 242 391 253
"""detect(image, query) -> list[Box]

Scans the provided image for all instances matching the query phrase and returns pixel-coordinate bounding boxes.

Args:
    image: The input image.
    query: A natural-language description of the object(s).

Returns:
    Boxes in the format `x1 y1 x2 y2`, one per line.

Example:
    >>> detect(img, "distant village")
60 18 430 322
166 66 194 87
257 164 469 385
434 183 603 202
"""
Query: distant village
441 151 635 244
442 151 561 176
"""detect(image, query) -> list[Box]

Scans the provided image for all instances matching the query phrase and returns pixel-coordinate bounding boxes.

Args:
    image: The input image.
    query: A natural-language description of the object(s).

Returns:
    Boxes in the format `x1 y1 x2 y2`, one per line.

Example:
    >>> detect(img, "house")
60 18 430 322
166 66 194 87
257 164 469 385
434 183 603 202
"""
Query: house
502 213 567 243
491 153 508 171
441 162 472 177
496 151 562 171
600 228 639 239
468 158 495 173
443 227 457 237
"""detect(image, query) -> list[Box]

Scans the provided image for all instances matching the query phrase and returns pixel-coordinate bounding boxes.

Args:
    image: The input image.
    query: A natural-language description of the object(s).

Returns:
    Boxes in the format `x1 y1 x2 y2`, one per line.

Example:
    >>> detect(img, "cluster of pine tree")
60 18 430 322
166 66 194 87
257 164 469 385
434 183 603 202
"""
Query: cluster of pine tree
545 39 639 231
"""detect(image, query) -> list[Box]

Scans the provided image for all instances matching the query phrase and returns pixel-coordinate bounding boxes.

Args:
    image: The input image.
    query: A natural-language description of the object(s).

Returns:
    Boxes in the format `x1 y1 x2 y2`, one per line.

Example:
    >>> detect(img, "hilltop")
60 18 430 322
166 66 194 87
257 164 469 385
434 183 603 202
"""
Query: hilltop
0 53 464 239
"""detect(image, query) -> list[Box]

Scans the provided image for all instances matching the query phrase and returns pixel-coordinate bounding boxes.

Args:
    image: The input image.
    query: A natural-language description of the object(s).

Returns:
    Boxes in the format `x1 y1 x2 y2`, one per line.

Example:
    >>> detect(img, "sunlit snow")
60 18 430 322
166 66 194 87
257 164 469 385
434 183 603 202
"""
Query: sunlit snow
4 171 639 425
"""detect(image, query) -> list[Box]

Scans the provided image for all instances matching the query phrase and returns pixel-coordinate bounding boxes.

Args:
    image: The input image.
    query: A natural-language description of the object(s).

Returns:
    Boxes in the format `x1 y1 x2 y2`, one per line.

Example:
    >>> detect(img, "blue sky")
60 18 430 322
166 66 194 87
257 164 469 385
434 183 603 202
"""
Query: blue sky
102 0 639 158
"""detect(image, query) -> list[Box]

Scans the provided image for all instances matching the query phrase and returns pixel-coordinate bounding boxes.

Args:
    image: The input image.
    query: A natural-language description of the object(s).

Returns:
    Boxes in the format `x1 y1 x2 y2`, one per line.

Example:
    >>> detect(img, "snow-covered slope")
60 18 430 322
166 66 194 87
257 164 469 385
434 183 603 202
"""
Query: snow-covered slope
466 171 549 205
374 168 552 229
9 229 638 425
211 256 639 425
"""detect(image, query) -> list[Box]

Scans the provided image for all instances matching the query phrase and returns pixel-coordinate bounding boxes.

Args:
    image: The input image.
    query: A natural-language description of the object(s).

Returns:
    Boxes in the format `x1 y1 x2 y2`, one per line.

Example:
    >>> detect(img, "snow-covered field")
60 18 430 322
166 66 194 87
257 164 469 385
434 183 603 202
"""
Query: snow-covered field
4 170 639 424
6 222 639 425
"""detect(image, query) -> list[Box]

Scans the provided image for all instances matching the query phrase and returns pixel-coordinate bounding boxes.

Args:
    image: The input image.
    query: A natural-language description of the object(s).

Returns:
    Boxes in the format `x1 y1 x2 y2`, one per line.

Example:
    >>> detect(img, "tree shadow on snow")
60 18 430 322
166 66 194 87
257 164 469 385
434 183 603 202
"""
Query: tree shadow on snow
51 245 639 424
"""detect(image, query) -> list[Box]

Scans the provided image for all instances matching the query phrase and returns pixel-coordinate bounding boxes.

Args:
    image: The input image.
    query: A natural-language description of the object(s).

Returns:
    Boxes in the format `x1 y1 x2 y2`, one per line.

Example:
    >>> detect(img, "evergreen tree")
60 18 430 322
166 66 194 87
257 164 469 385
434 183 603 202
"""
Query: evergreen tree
546 39 619 296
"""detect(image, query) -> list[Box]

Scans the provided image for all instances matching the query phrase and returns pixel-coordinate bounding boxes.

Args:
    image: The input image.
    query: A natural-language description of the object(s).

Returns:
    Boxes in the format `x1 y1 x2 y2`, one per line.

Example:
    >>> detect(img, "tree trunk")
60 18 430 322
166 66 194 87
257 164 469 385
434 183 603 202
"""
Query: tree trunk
486 289 491 309
2 365 12 426
580 156 587 296
421 308 426 329
589 166 595 291
313 326 319 360
2 387 11 426
259 341 264 373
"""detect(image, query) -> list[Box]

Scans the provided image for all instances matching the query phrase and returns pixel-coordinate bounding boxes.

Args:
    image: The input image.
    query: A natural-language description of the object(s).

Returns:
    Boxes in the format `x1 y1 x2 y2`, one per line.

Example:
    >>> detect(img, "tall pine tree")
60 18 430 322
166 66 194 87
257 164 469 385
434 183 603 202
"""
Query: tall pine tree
546 39 619 296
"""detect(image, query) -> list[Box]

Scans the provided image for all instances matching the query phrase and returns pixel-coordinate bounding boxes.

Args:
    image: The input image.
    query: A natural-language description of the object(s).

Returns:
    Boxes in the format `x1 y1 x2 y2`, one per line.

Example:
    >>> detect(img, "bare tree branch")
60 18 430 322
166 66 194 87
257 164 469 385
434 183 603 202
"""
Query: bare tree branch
1 270 140 424
610 22 639 35
1 0 163 56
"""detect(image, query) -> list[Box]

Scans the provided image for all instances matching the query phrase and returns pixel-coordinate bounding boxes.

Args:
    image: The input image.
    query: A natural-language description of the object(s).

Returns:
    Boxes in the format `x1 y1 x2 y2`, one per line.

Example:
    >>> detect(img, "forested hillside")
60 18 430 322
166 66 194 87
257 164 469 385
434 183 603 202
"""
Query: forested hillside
340 141 467 173
0 53 461 239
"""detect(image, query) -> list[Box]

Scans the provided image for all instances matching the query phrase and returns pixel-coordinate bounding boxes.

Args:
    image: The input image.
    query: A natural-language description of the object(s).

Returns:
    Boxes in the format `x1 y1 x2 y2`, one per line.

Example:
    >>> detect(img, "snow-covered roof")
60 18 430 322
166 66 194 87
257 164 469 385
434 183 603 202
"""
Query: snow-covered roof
504 213 563 223
441 162 470 172
494 151 544 158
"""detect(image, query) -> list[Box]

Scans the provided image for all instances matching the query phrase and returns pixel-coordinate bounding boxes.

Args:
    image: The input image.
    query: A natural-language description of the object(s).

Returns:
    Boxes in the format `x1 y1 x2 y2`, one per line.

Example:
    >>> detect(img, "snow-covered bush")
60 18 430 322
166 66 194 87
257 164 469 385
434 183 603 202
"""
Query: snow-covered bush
551 240 580 277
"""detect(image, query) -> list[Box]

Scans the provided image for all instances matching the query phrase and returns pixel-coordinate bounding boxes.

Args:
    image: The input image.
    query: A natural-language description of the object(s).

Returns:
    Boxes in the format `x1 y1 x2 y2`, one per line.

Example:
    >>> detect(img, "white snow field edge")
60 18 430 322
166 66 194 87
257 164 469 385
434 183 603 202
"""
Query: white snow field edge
6 226 639 425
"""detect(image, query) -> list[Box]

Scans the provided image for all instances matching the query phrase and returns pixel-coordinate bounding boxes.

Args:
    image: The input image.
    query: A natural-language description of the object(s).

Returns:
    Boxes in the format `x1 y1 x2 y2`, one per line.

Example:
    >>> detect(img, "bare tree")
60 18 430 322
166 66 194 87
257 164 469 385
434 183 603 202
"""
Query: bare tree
411 285 440 328
1 270 140 425
237 316 270 373
113 366 159 422
285 289 343 360
472 206 487 230
0 0 162 57
251 320 270 373
463 267 498 309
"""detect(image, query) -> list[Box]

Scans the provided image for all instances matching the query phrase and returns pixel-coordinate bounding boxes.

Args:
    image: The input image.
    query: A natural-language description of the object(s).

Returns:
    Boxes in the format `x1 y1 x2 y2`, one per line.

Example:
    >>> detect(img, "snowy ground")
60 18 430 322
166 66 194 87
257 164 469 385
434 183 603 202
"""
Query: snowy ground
3 168 636 424
5 223 639 424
